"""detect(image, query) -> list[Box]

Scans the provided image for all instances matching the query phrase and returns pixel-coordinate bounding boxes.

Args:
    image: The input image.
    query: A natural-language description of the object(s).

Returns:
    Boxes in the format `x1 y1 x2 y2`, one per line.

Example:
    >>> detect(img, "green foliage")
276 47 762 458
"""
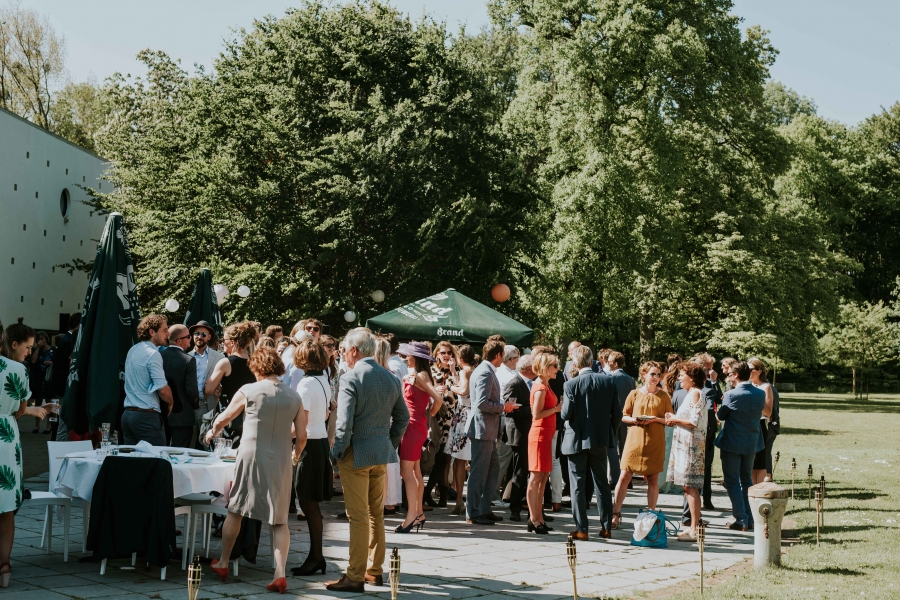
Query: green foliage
0 465 16 491
49 80 107 153
14 443 20 466
2 373 26 404
819 301 899 396
90 1 536 330
0 419 14 444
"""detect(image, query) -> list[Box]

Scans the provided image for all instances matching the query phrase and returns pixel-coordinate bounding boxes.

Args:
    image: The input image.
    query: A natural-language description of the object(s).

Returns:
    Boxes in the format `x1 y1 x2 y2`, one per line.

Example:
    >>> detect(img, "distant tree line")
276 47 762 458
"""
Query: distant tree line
6 1 900 389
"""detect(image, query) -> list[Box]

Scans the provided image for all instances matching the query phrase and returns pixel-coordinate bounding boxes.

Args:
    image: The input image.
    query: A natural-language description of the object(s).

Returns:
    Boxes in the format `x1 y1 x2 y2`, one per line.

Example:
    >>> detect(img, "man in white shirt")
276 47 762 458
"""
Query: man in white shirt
493 345 520 503
384 333 407 380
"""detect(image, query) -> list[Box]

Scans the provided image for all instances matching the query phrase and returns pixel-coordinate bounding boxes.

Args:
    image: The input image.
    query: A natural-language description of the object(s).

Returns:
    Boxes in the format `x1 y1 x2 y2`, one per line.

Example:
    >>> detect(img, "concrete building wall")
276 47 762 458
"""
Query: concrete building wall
0 107 108 332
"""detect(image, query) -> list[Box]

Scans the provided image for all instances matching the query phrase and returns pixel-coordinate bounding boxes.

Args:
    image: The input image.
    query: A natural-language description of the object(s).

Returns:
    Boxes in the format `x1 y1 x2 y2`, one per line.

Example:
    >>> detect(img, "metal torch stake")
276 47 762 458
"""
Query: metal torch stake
815 491 822 546
187 555 202 600
819 474 826 527
389 547 400 600
807 464 813 509
698 523 706 597
790 458 796 499
772 451 780 478
566 534 578 600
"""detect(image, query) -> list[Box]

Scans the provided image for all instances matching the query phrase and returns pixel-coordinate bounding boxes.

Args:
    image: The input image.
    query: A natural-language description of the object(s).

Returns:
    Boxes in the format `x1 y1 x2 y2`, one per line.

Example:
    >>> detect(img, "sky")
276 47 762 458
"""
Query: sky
14 0 900 125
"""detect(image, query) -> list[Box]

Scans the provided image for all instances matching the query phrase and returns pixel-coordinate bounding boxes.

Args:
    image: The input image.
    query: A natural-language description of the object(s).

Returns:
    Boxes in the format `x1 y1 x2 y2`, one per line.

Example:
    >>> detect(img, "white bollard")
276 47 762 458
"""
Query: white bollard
747 478 789 568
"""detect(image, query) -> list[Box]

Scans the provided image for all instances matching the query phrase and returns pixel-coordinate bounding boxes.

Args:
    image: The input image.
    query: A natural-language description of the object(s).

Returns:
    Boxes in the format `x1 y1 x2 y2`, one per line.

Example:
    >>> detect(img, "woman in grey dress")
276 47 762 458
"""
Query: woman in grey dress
205 347 306 593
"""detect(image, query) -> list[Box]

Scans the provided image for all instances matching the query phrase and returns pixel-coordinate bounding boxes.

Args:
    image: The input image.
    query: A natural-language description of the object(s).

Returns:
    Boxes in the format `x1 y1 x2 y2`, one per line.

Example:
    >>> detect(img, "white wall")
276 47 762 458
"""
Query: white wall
0 108 108 332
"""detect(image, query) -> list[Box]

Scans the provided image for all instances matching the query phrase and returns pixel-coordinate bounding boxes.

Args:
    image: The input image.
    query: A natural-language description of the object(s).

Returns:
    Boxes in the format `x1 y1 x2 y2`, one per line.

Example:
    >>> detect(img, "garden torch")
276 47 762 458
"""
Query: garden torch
389 547 400 600
566 534 578 600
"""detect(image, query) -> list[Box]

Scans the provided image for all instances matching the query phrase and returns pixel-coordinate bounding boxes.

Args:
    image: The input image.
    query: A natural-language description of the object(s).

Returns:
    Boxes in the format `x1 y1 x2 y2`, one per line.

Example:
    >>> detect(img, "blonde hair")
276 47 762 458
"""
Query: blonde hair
374 337 392 369
531 351 559 379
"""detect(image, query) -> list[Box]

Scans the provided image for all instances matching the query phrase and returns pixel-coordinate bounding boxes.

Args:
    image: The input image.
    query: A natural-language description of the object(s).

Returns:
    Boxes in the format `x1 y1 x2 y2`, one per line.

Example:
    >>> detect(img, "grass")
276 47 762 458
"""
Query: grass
665 392 900 600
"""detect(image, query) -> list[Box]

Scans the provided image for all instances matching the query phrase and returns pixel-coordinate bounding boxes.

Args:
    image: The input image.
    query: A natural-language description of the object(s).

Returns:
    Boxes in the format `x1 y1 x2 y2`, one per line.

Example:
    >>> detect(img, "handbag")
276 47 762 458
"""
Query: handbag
630 509 680 548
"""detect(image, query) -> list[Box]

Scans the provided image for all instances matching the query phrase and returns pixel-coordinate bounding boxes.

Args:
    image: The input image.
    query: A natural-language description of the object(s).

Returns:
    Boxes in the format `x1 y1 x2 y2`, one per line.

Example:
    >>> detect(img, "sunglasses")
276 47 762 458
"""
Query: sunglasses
438 351 452 356
192 332 209 338
305 326 320 332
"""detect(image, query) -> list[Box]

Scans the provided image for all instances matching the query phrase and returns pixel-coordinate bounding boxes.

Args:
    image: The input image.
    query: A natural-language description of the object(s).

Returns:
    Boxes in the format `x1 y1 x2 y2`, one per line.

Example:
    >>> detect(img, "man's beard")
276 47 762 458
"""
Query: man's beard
196 339 208 351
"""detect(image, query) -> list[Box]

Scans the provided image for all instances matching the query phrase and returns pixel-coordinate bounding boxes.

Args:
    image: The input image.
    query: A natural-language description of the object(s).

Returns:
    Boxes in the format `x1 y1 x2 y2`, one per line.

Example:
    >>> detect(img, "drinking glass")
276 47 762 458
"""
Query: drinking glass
108 432 118 456
47 401 59 423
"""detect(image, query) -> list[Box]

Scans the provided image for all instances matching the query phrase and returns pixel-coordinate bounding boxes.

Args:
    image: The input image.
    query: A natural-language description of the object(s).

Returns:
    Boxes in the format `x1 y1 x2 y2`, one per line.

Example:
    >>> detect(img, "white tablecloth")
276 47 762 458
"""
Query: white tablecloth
55 446 235 503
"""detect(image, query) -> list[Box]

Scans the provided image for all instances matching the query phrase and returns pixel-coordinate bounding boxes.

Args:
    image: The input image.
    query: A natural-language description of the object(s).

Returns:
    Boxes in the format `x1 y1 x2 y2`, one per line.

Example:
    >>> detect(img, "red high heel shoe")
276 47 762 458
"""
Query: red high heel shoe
209 560 229 582
266 577 288 594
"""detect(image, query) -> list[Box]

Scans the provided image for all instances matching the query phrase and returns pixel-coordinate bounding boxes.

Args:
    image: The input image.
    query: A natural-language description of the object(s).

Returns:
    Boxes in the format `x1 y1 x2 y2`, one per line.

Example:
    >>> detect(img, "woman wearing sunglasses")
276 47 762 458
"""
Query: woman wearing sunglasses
526 350 562 534
423 341 458 508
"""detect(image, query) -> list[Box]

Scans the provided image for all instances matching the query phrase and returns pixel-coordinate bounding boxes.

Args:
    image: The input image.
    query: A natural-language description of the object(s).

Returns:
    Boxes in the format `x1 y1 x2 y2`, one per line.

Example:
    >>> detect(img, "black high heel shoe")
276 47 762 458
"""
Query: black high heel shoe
394 520 417 533
414 514 426 532
291 558 327 576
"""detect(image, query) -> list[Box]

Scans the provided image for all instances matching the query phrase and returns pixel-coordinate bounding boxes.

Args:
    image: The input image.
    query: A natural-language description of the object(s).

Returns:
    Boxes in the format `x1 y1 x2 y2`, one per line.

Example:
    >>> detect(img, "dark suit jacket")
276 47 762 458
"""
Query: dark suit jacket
502 374 532 447
715 381 765 455
161 346 199 428
560 371 622 455
609 369 636 409
563 360 599 381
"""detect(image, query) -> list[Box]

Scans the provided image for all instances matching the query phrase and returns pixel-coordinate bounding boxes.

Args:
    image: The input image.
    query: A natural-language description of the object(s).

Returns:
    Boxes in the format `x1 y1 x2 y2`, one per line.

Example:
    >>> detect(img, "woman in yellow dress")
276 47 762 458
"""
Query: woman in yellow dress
611 361 673 529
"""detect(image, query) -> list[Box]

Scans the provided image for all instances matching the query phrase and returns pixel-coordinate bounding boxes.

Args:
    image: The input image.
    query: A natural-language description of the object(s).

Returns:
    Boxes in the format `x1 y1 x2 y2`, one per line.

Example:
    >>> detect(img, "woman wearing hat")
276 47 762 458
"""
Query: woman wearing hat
396 342 444 533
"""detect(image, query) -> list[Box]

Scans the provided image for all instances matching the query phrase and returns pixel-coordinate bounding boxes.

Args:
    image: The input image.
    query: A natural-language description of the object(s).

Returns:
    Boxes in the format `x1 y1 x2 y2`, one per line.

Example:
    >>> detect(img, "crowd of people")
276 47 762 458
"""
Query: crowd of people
0 313 780 593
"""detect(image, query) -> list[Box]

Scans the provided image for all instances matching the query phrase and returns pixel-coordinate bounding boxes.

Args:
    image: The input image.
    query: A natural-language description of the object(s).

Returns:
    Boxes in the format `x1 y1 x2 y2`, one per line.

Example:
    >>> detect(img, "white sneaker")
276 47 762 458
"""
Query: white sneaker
677 530 697 542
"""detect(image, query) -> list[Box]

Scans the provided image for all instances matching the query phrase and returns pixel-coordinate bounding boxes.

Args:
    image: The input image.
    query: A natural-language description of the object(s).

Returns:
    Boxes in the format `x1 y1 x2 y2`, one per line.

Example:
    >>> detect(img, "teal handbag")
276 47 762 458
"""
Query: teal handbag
630 509 680 548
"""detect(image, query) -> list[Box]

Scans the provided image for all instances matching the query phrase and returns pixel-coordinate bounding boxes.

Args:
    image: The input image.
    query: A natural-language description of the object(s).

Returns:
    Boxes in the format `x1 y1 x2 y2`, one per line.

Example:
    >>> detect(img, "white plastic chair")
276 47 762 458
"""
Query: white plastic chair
186 504 277 574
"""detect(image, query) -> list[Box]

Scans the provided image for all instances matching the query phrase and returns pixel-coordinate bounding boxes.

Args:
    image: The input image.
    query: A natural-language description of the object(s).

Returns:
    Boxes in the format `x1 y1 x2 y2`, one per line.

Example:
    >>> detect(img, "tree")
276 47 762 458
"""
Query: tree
89 1 537 329
49 79 106 152
819 301 898 397
490 0 845 364
0 1 66 129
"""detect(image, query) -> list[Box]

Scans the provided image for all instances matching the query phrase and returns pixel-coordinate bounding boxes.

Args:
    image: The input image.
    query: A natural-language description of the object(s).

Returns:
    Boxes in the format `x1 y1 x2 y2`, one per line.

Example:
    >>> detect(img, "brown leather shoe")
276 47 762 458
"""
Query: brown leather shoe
324 574 364 592
598 528 612 539
569 531 589 541
551 502 561 512
365 574 384 586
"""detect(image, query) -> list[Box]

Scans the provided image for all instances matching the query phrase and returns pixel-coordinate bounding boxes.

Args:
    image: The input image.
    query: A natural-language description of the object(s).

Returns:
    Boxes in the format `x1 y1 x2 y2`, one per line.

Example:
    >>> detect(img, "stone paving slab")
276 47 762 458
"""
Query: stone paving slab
7 473 753 599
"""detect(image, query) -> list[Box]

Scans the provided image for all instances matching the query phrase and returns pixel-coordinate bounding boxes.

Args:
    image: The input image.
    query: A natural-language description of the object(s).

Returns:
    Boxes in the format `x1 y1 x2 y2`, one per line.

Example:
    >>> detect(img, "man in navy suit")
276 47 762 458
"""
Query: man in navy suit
561 346 622 539
607 352 635 486
716 361 766 530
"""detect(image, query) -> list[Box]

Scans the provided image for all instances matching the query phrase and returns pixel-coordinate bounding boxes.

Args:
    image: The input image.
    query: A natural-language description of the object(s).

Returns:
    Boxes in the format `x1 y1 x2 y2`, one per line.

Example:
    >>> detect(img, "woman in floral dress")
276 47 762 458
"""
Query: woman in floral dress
665 361 709 542
0 319 48 587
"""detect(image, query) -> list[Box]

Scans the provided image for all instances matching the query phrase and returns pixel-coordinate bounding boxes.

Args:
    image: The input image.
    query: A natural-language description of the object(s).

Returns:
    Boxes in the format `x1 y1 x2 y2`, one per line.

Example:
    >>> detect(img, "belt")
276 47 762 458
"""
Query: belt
124 407 159 413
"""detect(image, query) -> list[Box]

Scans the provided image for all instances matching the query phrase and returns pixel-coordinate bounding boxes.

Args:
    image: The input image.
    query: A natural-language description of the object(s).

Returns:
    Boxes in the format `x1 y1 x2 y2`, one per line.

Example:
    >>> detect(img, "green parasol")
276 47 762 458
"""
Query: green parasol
61 213 141 433
183 268 224 341
366 289 533 346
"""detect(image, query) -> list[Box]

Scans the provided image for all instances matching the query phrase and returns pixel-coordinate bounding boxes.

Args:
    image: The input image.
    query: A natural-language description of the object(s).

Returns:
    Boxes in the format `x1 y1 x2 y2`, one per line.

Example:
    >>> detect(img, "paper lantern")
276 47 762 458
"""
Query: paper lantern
164 298 179 312
237 285 251 298
213 284 229 303
491 283 511 303
344 311 357 323
371 290 385 303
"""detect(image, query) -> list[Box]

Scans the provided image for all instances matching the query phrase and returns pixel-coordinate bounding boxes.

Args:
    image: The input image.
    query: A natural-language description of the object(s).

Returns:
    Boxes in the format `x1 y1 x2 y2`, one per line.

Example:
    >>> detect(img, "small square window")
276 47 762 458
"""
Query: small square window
20 296 23 302
41 298 44 305
80 240 83 246
62 236 66 241
82 176 85 182
99 182 102 189
22 224 26 231
12 184 16 191
43 230 46 236
66 169 69 175
35 192 38 198
52 266 55 273
46 160 50 167
60 301 63 307
10 258 13 264
26 152 29 158
32 262 35 269
78 303 81 309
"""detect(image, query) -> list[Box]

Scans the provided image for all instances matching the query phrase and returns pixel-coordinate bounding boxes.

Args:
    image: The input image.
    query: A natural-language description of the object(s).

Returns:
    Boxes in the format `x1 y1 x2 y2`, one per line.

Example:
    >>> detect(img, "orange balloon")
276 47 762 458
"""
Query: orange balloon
491 283 511 302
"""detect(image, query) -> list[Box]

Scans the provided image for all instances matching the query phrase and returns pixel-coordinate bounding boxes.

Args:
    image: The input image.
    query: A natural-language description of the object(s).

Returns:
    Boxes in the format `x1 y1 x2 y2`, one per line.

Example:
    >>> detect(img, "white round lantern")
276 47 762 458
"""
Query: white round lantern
371 290 385 303
213 284 229 303
343 311 357 323
237 285 251 298
164 298 179 312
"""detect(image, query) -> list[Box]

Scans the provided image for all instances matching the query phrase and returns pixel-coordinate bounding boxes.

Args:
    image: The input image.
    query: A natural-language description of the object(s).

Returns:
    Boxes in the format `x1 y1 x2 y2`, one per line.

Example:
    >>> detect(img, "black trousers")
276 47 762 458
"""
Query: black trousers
568 447 612 533
508 445 529 514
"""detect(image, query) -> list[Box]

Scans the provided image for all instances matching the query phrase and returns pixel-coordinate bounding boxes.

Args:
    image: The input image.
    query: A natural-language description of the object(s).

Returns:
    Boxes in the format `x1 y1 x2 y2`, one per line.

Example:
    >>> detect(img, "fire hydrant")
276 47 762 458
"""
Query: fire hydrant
748 479 789 568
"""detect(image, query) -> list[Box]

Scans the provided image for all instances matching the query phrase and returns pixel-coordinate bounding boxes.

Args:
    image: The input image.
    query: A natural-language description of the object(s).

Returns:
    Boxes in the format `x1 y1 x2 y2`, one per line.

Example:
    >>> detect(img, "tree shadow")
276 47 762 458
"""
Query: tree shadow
779 395 900 414
780 426 834 436
781 564 866 576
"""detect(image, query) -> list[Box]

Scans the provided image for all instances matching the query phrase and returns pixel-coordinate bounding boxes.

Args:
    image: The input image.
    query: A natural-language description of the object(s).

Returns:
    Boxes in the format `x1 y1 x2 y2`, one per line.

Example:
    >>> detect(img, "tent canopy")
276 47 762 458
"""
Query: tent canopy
366 289 533 346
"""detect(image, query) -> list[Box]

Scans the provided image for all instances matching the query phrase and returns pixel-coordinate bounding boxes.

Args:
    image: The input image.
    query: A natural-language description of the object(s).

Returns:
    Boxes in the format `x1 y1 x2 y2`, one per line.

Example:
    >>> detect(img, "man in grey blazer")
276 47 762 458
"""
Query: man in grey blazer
188 321 225 449
465 339 516 525
607 351 635 485
561 346 622 539
327 329 409 592
161 324 199 448
716 360 765 530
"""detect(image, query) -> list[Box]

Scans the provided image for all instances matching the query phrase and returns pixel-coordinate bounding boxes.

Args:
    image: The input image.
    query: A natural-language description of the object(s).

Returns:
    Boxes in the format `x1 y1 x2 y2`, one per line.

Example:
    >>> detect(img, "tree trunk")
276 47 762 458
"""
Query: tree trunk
639 310 654 364
852 366 856 397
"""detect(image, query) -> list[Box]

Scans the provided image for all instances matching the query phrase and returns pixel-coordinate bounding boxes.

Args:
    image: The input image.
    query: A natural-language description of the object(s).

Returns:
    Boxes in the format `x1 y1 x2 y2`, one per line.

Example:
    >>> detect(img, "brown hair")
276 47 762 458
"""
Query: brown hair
248 347 285 377
482 339 505 362
265 325 282 337
747 357 768 382
257 335 276 349
679 361 707 389
137 314 167 341
433 341 458 364
607 351 625 369
457 344 476 366
639 361 662 379
294 339 329 372
224 321 257 352
2 318 35 358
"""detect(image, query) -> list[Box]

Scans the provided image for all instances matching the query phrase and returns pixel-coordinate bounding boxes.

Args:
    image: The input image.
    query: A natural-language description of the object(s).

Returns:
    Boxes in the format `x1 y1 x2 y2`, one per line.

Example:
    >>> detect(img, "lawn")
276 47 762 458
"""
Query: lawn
664 393 900 600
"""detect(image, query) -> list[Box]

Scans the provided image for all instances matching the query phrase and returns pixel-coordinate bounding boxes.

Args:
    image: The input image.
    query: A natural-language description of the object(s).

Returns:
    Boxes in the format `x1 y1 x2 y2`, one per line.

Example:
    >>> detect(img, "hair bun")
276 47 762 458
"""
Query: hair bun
16 317 24 324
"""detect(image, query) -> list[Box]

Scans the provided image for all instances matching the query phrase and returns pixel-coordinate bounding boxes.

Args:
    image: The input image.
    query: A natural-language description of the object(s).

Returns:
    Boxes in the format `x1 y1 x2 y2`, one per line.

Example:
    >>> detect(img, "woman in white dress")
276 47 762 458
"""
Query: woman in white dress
447 345 477 515
0 320 48 588
665 362 708 541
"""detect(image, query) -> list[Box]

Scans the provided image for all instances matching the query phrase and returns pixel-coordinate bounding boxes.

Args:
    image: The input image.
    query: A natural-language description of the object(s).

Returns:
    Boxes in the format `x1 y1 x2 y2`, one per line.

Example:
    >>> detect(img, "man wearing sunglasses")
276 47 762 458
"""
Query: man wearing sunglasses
161 324 199 448
188 321 226 449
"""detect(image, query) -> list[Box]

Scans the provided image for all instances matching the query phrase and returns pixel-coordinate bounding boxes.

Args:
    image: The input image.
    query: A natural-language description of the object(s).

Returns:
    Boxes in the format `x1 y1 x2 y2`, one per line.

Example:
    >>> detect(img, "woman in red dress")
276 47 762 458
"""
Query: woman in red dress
526 350 562 534
396 342 443 533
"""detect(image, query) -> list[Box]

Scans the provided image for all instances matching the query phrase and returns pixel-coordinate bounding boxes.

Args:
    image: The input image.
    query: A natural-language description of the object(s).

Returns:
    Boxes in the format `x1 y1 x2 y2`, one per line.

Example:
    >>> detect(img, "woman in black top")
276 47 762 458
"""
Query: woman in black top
205 322 257 444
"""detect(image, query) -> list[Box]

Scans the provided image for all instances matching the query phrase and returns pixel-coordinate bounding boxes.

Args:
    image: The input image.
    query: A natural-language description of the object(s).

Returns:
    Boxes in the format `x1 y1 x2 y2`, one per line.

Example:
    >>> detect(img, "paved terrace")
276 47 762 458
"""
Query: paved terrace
10 424 754 600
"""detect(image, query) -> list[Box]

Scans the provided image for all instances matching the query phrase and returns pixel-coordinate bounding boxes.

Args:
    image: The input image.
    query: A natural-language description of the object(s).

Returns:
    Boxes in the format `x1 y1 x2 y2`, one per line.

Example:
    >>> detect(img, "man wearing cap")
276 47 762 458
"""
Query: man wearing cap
188 321 225 449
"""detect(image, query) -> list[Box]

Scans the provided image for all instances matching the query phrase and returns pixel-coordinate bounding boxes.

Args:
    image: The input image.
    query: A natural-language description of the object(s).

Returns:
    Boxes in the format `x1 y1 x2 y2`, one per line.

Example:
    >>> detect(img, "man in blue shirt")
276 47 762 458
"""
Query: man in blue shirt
122 314 174 446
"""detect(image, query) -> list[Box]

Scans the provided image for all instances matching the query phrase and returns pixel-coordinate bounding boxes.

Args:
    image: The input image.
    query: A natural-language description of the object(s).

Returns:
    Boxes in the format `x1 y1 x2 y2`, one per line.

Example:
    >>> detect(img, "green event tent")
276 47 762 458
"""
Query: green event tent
184 268 224 341
61 213 141 433
366 289 533 346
